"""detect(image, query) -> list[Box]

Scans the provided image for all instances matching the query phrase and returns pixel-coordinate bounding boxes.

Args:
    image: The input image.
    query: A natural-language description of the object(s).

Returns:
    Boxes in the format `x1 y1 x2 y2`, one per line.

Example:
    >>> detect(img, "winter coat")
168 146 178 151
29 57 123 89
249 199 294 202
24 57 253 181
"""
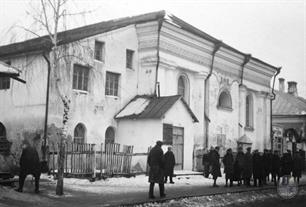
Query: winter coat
253 153 264 179
20 145 41 176
222 153 234 175
281 153 293 176
233 151 244 180
243 152 253 178
292 153 303 178
202 152 210 178
164 151 175 176
271 154 281 175
147 145 164 183
209 150 221 178
262 152 272 176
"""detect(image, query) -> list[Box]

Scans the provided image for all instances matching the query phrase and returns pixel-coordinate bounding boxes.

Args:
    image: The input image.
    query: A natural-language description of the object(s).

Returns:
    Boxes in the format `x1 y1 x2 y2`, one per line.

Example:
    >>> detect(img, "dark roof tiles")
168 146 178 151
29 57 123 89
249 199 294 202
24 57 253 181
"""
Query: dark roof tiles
273 91 306 115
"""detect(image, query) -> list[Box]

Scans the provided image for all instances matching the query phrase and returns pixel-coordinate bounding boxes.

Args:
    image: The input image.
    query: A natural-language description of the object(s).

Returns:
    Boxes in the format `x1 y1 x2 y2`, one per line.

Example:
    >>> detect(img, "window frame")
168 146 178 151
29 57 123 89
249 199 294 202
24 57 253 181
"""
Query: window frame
245 94 254 130
72 64 90 92
217 90 233 111
73 123 86 144
0 77 10 90
0 122 11 154
177 74 190 104
94 41 105 62
126 49 134 69
105 71 120 97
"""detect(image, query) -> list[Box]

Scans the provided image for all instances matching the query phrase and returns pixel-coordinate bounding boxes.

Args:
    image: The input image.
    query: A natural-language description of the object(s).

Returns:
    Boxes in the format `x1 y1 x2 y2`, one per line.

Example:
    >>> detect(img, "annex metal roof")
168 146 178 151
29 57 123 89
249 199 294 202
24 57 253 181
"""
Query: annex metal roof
0 11 278 71
115 95 199 122
273 91 306 116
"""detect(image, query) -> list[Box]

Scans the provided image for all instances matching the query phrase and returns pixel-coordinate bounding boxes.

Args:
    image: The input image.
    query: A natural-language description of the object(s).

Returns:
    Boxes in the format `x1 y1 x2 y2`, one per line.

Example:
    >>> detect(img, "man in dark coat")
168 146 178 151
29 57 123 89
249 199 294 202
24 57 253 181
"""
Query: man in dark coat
164 146 175 184
271 150 281 186
234 147 244 186
262 149 271 184
202 148 210 178
147 141 166 199
292 151 303 184
253 150 264 187
222 148 234 187
281 150 293 176
243 147 253 186
16 140 41 193
210 146 221 187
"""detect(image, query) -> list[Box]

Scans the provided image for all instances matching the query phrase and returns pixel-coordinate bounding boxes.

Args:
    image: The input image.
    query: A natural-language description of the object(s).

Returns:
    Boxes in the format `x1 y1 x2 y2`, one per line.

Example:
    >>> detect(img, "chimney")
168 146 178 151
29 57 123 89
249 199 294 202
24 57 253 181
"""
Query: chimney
288 81 298 96
279 78 285 92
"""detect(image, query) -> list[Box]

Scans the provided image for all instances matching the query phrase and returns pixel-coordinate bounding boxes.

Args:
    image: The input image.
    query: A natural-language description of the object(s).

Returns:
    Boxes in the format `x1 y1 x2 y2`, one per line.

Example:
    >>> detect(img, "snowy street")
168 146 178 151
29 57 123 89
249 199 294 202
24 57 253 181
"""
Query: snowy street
1 172 306 207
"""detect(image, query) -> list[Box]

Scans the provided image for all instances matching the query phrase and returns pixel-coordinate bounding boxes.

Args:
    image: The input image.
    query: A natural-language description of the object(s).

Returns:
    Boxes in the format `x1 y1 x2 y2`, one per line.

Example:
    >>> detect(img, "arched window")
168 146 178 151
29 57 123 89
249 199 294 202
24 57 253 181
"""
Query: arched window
177 75 190 104
245 95 254 128
217 90 232 110
74 123 86 144
105 127 115 144
0 122 10 154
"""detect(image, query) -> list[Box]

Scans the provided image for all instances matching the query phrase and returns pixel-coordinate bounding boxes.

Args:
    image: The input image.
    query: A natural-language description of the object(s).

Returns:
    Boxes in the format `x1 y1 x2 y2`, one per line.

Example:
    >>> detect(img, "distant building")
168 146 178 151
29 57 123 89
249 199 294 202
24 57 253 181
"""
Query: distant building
272 78 306 154
0 11 279 172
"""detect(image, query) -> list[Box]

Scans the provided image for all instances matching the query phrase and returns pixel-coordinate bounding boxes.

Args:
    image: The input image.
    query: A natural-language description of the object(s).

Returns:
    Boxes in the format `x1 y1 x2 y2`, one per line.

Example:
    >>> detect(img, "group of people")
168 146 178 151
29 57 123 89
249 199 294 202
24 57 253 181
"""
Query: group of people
203 146 305 187
147 141 176 199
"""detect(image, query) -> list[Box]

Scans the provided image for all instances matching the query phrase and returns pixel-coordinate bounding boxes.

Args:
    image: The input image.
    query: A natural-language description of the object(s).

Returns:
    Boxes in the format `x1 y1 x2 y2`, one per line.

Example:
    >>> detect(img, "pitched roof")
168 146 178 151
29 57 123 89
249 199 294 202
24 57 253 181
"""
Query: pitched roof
272 91 306 116
0 11 165 58
115 95 198 122
0 11 278 71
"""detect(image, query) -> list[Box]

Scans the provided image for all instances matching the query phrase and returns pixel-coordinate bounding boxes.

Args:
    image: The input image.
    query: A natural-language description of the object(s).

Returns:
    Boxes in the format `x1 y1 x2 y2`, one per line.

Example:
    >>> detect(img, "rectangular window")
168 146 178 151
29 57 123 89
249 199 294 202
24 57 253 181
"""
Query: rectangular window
72 64 89 91
94 41 105 62
105 71 120 96
126 49 134 69
0 77 10 90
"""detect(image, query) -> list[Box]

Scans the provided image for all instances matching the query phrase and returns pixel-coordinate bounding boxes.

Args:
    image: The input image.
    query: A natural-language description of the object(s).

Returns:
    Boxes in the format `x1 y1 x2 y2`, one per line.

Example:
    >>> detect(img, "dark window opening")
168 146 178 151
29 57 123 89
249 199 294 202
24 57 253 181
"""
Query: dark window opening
217 90 232 110
163 124 173 145
0 122 11 154
0 77 10 90
126 49 134 69
74 123 86 144
105 127 115 144
94 41 105 62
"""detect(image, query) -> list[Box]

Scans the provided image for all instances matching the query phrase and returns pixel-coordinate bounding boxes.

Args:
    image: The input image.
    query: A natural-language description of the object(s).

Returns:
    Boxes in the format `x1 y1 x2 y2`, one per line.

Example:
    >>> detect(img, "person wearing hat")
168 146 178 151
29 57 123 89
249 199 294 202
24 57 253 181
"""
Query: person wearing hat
271 150 281 186
16 139 41 193
222 148 234 187
243 147 253 187
164 146 175 184
233 146 244 186
147 141 166 199
210 146 221 187
252 149 264 187
281 149 293 176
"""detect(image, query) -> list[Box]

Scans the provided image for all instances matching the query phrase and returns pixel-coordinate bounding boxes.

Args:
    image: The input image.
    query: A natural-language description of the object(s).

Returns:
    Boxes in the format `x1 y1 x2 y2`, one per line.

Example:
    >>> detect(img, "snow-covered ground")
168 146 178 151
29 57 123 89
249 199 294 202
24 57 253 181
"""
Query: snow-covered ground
134 188 306 207
42 172 224 194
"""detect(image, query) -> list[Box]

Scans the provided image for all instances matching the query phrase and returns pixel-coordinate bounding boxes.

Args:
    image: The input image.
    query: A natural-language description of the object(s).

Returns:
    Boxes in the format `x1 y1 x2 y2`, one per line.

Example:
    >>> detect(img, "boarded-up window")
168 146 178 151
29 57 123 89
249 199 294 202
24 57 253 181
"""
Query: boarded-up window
94 41 105 62
105 71 119 96
72 64 89 91
126 49 134 69
74 123 86 144
163 124 173 145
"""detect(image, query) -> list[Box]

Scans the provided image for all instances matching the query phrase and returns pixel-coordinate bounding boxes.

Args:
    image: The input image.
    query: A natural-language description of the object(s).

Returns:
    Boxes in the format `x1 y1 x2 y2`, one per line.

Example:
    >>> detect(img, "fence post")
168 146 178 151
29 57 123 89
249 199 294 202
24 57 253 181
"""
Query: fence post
92 144 96 179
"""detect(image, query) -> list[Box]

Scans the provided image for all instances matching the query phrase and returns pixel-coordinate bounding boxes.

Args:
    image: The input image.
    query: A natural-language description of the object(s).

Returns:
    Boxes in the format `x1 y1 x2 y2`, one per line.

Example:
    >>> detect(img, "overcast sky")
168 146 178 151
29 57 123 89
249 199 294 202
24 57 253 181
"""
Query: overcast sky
0 0 305 97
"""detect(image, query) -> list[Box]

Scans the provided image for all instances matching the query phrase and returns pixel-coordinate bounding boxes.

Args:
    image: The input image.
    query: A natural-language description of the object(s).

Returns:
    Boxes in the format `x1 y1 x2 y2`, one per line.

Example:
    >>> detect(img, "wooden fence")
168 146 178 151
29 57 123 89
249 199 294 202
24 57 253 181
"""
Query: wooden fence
48 142 134 177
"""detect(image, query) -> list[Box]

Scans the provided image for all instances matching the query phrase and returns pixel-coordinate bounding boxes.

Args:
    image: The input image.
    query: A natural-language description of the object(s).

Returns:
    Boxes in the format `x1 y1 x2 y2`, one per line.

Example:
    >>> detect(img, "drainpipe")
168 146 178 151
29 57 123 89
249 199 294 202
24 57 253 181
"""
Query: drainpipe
238 54 251 136
239 54 251 86
42 53 51 161
204 41 222 148
270 67 281 151
154 18 164 97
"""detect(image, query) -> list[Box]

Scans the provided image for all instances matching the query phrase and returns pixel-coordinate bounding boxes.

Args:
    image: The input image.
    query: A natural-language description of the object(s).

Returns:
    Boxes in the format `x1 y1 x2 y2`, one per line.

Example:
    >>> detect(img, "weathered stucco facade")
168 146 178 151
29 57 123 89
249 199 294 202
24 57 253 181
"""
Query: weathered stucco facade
0 11 278 172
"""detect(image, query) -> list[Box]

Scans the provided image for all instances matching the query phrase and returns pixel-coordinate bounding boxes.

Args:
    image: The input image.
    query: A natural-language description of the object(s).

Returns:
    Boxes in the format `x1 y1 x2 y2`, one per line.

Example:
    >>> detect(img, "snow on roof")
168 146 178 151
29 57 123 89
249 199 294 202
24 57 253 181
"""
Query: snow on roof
0 61 20 75
116 97 150 119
